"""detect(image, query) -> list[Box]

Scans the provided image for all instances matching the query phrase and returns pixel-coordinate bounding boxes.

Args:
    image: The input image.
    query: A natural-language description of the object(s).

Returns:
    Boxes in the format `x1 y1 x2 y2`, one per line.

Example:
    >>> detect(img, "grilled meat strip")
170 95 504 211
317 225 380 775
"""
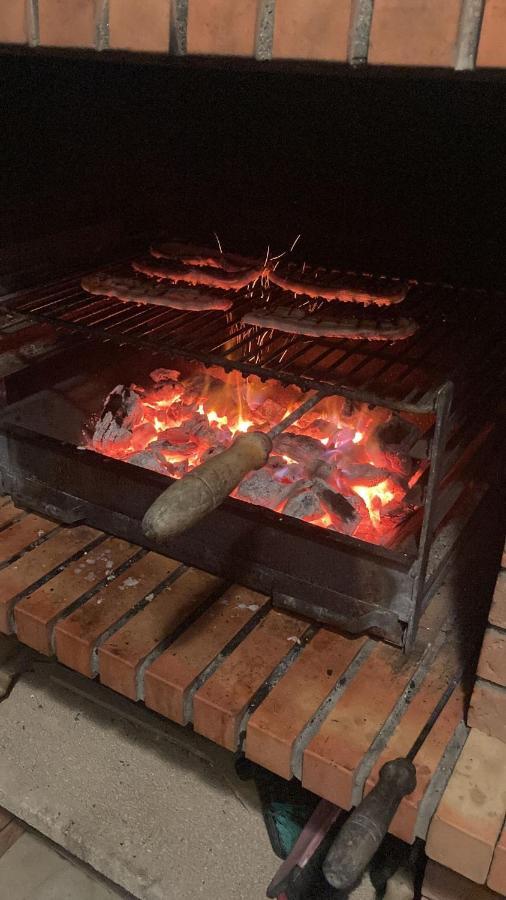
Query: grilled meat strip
133 258 263 291
242 307 417 341
81 272 233 311
268 267 409 306
150 240 260 273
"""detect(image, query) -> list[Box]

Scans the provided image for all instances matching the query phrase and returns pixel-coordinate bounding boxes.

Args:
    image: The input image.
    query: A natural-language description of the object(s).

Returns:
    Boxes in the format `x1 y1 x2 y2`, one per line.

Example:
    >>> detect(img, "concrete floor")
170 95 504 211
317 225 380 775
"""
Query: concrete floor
0 830 126 899
0 639 377 899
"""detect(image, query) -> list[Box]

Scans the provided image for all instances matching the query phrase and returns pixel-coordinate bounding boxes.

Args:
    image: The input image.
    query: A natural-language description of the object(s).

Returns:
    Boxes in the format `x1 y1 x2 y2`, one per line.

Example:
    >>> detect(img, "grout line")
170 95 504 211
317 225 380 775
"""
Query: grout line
351 625 456 805
49 547 147 653
237 624 319 749
8 534 108 633
170 0 188 55
348 0 373 65
135 578 230 701
415 719 469 840
455 0 485 71
182 602 273 724
95 0 109 51
89 563 188 676
26 0 39 47
255 0 276 61
291 639 376 781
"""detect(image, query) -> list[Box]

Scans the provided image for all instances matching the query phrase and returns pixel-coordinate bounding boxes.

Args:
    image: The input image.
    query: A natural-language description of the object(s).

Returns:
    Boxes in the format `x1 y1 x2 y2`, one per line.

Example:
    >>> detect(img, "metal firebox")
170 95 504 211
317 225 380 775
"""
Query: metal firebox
0 261 503 650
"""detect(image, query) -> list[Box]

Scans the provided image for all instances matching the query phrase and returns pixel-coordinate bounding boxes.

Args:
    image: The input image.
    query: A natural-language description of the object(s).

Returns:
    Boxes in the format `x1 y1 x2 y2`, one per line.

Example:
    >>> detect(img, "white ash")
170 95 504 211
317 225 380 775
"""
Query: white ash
235 603 260 612
128 451 169 476
121 577 139 589
282 489 323 521
92 385 144 447
237 469 293 509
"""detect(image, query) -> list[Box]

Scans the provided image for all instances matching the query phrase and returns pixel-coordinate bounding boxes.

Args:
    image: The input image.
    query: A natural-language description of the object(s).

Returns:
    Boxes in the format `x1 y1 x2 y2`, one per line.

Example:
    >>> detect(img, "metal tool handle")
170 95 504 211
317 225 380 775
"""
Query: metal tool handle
322 758 416 892
142 431 272 541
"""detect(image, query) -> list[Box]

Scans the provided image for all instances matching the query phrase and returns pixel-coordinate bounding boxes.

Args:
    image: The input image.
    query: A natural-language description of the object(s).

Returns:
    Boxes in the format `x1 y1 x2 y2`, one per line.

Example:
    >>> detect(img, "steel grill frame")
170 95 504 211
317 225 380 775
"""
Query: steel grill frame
0 261 503 650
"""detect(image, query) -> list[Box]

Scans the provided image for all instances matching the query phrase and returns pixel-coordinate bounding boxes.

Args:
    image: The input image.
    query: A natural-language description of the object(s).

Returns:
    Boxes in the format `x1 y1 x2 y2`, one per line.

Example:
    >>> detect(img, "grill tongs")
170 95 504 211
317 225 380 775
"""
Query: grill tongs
142 389 327 542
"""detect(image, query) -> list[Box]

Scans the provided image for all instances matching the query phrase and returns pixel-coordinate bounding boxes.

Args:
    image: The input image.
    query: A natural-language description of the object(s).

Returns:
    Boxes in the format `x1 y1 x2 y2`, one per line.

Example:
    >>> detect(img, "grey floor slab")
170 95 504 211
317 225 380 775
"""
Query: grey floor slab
0 659 276 900
0 831 124 900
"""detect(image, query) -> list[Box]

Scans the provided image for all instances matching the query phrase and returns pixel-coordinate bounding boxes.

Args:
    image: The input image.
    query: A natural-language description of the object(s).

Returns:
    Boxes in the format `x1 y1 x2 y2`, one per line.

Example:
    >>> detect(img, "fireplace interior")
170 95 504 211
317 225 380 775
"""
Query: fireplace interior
0 52 504 652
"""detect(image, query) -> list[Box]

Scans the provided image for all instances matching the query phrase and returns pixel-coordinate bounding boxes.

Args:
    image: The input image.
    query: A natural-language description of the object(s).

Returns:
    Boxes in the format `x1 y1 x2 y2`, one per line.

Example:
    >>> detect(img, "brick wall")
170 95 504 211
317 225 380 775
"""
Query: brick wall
468 545 506 743
0 1 504 69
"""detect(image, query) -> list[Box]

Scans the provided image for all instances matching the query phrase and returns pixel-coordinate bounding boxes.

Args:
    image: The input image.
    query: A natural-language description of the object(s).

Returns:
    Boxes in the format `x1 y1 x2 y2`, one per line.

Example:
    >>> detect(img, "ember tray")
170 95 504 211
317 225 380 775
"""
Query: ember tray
0 344 489 649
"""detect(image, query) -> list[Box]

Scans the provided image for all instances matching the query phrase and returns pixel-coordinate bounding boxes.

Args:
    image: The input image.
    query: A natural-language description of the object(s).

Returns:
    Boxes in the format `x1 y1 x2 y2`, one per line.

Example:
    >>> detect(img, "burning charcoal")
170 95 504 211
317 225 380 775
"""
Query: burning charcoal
282 488 324 521
237 469 293 509
272 461 306 484
318 488 358 525
309 459 334 482
149 437 199 460
368 416 420 479
150 368 181 383
273 432 325 466
158 425 197 445
184 373 225 404
254 398 286 424
127 451 169 475
300 418 338 441
166 459 189 478
341 463 395 487
92 385 144 448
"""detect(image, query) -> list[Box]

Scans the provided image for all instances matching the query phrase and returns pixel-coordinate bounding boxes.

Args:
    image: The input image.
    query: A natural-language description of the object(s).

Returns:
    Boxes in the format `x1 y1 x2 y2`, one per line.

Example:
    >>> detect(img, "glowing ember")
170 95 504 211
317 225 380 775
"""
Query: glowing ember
89 365 423 545
352 479 397 528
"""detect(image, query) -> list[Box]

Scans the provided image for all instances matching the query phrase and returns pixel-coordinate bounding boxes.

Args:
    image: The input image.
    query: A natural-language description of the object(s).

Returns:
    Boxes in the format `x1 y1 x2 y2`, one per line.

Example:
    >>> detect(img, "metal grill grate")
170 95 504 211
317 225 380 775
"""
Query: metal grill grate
3 264 505 415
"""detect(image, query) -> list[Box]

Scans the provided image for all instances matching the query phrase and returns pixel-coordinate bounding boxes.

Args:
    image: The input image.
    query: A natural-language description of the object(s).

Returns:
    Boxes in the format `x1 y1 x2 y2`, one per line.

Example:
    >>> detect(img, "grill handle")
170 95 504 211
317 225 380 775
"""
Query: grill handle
142 431 272 541
322 758 416 892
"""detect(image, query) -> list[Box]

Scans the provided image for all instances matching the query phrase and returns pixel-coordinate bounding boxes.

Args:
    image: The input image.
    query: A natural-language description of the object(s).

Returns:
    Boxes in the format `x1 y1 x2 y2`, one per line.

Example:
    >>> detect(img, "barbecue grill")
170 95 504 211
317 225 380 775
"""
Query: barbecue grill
0 251 502 650
0 52 504 652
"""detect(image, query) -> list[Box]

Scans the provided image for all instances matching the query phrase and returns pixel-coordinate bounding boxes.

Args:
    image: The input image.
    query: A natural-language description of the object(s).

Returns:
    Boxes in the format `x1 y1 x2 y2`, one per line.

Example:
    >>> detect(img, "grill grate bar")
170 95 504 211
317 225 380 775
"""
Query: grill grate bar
4 263 505 416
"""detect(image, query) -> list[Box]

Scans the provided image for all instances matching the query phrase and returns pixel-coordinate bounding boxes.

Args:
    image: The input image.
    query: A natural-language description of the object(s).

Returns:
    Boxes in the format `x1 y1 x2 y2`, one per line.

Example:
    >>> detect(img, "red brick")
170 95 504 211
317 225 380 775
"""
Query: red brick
489 571 506 630
144 586 269 725
468 679 506 743
39 0 96 48
369 0 461 67
0 514 58 566
477 1 506 68
109 0 171 53
393 686 465 843
98 568 221 700
363 640 464 843
488 822 506 895
0 501 23 528
246 630 367 779
54 552 177 677
0 525 99 634
14 536 136 655
302 642 424 809
426 729 506 884
423 859 502 899
272 0 351 62
477 627 506 688
187 0 258 56
193 609 309 750
0 1 26 44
